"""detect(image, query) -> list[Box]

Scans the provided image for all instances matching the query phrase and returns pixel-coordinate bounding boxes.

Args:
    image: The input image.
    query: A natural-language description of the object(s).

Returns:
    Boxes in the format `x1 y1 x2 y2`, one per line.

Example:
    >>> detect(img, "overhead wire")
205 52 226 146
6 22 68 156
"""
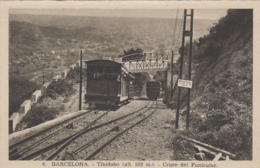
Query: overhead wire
172 9 180 47
175 12 185 54
171 10 185 54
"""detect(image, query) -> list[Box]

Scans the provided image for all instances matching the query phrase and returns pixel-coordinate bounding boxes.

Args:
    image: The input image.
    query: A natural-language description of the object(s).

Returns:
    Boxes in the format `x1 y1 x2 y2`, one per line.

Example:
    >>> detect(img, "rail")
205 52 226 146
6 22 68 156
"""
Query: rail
9 110 93 151
85 102 157 160
15 102 151 160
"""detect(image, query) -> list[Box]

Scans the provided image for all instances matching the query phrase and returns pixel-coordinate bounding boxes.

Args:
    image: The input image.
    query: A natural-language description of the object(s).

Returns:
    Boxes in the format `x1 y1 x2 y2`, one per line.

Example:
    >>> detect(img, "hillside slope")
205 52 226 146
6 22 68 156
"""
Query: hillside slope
9 76 40 117
9 21 111 47
171 9 252 160
9 21 113 73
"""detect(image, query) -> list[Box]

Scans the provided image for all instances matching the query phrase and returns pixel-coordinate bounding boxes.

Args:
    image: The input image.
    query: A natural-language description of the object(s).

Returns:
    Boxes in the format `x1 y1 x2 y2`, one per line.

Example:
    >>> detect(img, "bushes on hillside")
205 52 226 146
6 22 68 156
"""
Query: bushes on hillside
20 105 64 128
44 80 75 99
190 9 252 62
67 67 80 83
181 109 252 160
209 9 252 41
186 91 252 160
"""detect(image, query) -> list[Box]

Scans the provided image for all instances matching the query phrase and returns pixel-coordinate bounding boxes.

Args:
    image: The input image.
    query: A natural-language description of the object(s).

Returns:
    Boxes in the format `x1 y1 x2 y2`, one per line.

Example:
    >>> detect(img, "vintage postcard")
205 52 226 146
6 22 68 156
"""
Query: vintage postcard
0 1 259 168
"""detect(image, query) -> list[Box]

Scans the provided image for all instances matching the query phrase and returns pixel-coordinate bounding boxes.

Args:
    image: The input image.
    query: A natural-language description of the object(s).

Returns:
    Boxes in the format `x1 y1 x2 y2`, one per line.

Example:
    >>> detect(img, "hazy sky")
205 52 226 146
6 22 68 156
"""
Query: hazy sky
10 9 228 20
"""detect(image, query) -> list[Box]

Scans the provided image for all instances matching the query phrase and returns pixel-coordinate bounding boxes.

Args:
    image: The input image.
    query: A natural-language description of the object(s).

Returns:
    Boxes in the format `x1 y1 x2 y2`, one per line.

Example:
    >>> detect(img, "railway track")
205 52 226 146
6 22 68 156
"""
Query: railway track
11 101 153 160
84 102 157 160
60 101 157 160
9 109 93 152
9 106 110 160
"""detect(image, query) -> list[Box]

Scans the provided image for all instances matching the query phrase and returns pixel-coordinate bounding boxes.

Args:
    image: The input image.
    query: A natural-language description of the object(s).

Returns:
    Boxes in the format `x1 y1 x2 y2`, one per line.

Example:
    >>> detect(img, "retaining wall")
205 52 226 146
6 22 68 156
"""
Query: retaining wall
9 112 20 134
62 69 69 79
42 82 50 92
20 100 31 114
31 90 42 103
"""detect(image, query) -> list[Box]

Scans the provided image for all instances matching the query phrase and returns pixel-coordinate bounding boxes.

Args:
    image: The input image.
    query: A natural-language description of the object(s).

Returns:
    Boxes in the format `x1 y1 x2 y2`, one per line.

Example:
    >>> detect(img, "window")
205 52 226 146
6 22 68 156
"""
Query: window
87 65 121 80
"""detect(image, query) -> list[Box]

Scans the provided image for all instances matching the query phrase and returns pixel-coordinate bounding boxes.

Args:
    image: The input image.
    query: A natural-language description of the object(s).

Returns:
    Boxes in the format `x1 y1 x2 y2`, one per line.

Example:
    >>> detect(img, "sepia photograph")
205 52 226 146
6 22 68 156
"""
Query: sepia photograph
0 1 259 168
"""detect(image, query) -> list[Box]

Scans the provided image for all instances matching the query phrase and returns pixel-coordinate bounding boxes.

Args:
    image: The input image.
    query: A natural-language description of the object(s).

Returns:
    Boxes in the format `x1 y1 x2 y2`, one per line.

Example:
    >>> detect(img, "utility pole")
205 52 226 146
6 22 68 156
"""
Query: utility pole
43 69 45 85
128 73 130 99
79 50 83 111
175 9 194 130
176 9 187 129
186 9 194 130
170 50 174 99
43 63 46 84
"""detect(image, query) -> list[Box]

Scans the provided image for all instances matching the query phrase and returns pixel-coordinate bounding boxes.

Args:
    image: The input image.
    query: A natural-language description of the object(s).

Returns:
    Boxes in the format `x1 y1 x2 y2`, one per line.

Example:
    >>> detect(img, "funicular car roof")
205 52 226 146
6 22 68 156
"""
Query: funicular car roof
85 59 135 79
85 60 122 67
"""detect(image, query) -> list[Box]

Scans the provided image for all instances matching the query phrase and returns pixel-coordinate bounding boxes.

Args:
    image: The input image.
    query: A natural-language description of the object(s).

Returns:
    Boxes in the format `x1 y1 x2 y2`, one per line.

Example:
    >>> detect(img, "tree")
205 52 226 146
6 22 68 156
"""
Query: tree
123 47 143 56
121 47 144 62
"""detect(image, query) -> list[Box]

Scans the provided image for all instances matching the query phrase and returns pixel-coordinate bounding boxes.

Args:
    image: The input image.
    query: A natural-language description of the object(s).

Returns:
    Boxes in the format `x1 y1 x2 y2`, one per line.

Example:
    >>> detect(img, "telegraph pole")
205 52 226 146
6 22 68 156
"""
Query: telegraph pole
79 50 83 111
175 9 194 130
128 73 130 99
176 9 187 129
43 63 46 84
170 50 174 99
186 9 194 130
43 69 45 84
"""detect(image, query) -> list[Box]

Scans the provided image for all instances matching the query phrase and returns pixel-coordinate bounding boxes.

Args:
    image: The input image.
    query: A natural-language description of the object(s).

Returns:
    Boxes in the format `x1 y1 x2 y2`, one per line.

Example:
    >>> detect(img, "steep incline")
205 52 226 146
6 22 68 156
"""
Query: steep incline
171 9 252 160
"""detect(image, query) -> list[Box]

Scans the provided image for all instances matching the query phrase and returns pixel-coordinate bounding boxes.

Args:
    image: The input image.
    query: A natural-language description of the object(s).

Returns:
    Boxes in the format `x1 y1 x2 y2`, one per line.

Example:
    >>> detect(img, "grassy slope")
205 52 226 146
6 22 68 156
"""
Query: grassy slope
171 10 252 160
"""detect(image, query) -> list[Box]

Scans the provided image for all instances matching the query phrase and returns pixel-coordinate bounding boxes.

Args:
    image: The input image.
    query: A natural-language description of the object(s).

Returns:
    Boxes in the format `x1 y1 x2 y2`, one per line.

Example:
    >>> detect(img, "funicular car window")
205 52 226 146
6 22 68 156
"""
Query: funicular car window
105 66 120 80
87 66 95 79
87 65 121 80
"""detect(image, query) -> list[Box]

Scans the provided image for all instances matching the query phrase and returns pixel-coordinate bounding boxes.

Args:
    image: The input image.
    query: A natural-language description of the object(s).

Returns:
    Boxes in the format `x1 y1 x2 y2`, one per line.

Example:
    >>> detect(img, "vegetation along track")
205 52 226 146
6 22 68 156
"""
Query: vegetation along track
13 101 151 160
179 136 236 161
61 101 157 160
9 106 110 160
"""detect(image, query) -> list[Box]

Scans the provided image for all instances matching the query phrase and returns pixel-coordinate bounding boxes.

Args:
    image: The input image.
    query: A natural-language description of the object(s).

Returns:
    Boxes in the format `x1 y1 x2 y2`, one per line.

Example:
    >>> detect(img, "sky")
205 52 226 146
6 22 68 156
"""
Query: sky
10 9 228 20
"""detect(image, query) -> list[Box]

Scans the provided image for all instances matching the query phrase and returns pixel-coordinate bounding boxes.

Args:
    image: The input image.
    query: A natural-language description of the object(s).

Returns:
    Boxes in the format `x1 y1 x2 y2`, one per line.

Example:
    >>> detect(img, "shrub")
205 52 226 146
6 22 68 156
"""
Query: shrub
21 105 62 128
172 134 196 160
44 80 75 99
67 67 80 83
